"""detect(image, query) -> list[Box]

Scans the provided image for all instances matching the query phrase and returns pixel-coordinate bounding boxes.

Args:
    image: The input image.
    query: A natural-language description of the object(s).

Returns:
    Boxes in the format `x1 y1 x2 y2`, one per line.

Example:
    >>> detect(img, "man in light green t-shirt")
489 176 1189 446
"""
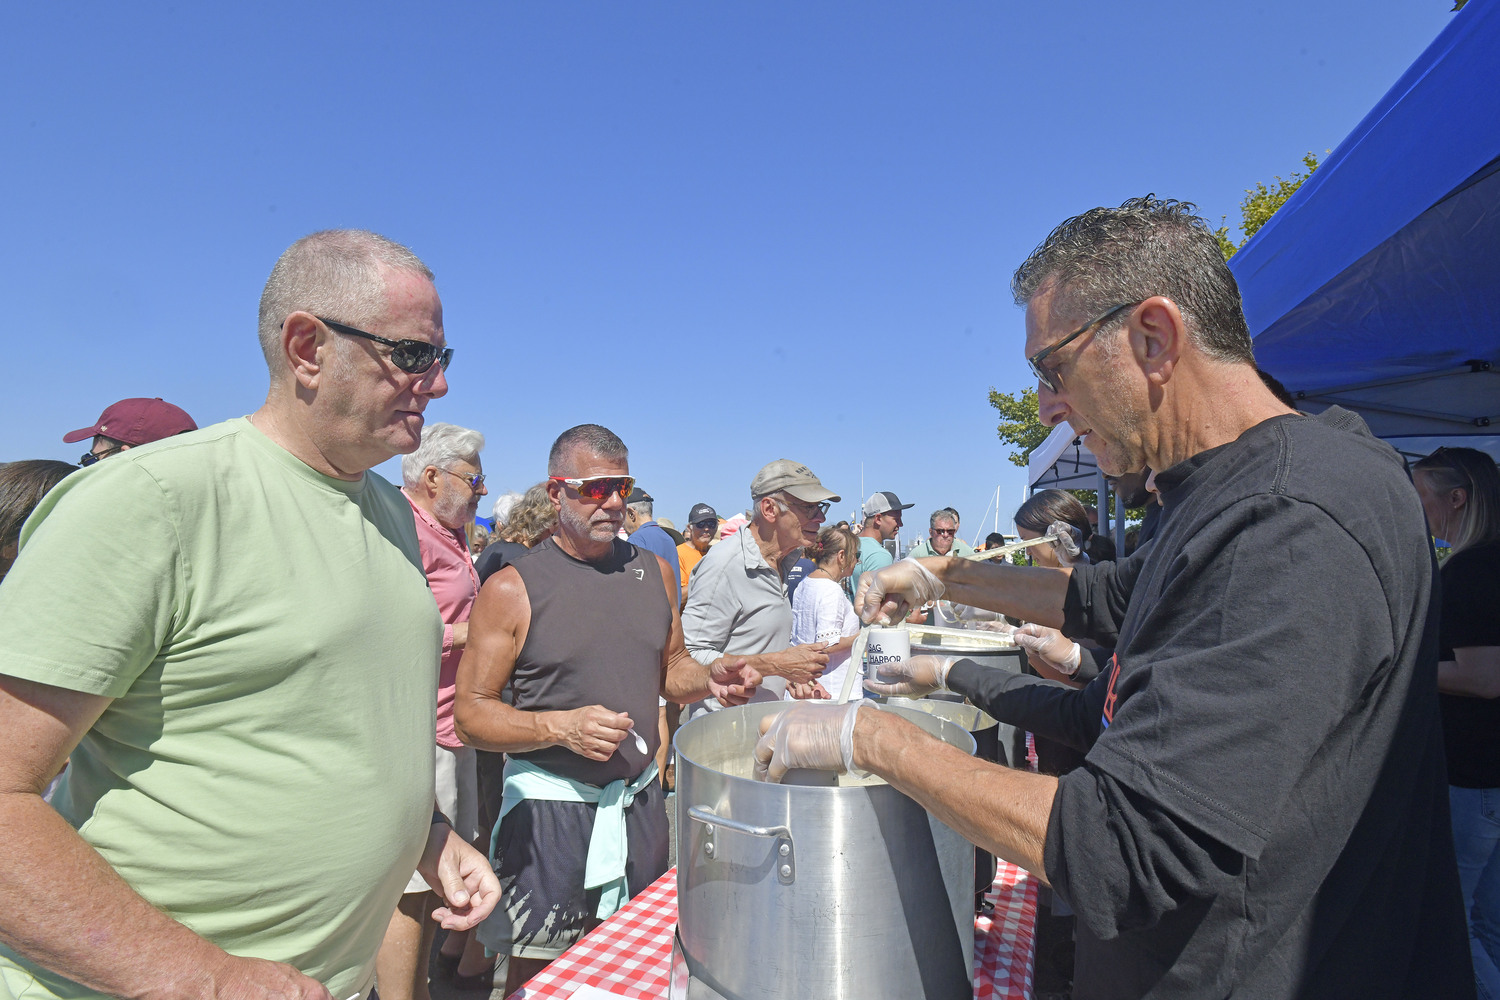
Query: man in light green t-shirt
0 231 498 1000
906 507 977 560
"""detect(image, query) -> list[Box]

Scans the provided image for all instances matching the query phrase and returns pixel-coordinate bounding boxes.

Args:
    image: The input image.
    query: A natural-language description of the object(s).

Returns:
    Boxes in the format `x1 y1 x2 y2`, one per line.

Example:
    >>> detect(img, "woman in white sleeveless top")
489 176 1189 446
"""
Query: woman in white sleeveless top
788 525 863 700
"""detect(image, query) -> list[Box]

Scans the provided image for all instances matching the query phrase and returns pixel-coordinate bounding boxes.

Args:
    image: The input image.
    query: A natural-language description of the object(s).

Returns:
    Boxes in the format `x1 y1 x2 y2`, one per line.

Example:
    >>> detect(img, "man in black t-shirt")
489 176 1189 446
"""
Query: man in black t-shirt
755 198 1472 998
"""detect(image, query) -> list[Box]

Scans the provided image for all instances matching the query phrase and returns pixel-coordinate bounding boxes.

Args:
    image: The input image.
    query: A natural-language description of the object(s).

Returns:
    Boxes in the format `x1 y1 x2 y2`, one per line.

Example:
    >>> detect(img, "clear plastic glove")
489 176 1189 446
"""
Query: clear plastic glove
753 702 861 783
1012 623 1082 676
974 620 1017 634
855 557 946 625
862 654 957 699
1048 521 1085 565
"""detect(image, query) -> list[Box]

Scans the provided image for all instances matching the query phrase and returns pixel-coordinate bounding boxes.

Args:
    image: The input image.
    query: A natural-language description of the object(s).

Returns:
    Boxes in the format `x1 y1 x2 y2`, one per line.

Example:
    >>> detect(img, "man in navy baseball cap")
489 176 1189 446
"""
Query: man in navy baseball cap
63 397 198 466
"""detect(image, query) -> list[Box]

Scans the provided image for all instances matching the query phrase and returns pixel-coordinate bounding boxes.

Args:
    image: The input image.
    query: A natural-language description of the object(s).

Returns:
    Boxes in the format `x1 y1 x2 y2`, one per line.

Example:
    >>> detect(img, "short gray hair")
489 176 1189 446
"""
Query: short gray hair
258 229 435 373
402 422 485 488
929 508 959 530
548 424 628 476
1012 196 1254 365
489 490 523 525
627 499 654 519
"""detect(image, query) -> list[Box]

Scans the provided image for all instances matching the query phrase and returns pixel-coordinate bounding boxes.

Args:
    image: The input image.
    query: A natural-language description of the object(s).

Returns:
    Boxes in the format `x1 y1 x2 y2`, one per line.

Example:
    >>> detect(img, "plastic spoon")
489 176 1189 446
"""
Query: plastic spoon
972 530 1060 562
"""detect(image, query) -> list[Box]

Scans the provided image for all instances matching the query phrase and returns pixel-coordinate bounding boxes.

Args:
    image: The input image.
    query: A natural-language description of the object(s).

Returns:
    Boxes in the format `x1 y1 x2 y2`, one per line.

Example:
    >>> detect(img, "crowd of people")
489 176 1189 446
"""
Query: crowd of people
1 198 1497 1000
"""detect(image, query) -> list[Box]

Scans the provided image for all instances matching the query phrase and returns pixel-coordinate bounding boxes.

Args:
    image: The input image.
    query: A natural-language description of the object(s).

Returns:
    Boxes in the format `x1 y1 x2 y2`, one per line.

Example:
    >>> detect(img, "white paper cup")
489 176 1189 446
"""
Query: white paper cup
865 627 910 684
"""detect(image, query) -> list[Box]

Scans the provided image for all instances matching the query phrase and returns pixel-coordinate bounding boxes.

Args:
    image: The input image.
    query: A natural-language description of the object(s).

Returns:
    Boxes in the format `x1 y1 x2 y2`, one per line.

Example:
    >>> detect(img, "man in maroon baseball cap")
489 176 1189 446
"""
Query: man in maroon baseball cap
63 397 198 466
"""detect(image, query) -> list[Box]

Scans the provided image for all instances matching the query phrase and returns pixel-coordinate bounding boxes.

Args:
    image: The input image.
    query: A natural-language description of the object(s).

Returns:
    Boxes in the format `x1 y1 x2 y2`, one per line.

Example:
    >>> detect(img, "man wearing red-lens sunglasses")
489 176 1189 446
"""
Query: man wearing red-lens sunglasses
455 424 760 993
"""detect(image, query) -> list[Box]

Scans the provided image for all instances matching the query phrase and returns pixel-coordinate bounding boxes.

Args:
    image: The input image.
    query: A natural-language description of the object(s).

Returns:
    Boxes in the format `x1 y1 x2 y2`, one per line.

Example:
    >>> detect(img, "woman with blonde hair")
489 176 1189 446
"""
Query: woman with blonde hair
474 482 557 584
1413 446 1500 996
789 525 864 700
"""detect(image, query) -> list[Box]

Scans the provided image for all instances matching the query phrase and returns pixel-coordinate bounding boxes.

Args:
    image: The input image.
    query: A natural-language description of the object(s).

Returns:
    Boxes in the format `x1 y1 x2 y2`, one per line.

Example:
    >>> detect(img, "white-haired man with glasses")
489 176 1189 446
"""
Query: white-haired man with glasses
680 459 837 717
454 423 761 994
0 230 498 1000
378 422 493 997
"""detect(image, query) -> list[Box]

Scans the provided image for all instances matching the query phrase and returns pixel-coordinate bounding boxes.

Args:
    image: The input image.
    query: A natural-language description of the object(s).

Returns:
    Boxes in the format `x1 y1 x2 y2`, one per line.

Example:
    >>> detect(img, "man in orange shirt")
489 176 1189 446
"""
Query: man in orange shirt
676 502 717 606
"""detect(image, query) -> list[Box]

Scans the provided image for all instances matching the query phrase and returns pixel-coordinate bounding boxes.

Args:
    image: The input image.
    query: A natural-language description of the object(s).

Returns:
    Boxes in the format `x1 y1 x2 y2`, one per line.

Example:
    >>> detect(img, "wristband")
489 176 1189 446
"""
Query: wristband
432 809 449 826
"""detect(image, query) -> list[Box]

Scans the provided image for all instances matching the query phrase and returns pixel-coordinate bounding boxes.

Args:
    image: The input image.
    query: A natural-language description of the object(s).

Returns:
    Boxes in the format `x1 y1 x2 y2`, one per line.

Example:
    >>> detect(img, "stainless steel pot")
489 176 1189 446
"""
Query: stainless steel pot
907 631 1024 769
674 702 976 1000
880 697 1003 912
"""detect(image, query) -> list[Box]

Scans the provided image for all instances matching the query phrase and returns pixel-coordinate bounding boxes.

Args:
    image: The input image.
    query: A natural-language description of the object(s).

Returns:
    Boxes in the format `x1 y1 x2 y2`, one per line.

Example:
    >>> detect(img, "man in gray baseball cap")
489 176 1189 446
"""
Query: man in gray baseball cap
681 460 839 714
848 490 915 600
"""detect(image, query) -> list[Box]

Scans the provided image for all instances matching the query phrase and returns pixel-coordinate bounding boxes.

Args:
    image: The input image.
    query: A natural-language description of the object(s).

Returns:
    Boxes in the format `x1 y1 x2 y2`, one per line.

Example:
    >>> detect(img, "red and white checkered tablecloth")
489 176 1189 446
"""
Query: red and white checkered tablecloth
507 862 1036 1000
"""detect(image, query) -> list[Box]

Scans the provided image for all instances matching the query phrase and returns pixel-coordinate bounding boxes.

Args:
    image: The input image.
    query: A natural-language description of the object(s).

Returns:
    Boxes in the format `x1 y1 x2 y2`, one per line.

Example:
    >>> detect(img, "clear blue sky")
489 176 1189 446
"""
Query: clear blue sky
2 2 1455 545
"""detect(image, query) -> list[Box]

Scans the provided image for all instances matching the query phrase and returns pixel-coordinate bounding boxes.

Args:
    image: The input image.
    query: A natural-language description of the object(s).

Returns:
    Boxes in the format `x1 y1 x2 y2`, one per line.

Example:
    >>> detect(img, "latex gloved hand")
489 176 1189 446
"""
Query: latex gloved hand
863 654 957 699
1047 521 1086 566
1012 623 1083 676
856 557 946 625
753 702 862 783
974 619 1017 634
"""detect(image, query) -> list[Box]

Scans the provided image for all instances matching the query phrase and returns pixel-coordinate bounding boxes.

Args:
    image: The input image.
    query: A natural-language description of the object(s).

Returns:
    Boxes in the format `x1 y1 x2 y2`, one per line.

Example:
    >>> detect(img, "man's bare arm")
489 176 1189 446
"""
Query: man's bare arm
0 675 332 1000
454 570 629 761
1438 647 1500 699
853 706 1057 881
859 556 1071 629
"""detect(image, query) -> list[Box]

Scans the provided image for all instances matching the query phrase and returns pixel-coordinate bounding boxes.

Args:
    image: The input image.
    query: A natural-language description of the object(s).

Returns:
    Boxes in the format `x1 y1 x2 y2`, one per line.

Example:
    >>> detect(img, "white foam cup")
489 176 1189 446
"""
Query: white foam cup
864 627 910 684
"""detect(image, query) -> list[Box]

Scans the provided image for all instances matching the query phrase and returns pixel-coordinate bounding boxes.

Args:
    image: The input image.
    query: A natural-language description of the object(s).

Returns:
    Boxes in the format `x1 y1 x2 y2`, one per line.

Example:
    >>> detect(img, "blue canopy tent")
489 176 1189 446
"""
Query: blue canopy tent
1235 1 1500 462
1028 2 1500 524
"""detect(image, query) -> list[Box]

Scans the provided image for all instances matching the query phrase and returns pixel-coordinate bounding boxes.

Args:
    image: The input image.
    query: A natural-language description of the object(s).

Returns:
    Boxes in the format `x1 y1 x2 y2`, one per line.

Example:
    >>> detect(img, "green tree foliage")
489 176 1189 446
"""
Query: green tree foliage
1215 152 1320 261
986 389 1146 521
988 386 1050 468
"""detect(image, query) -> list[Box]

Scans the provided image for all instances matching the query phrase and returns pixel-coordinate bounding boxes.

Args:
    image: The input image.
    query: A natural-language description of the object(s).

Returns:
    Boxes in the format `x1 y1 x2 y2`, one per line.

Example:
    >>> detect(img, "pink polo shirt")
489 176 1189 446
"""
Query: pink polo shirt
405 492 481 749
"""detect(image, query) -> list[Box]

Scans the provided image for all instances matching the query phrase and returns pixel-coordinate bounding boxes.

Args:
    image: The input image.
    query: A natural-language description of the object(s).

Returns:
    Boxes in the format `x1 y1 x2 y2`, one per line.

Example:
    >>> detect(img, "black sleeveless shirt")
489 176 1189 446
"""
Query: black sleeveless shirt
510 537 671 785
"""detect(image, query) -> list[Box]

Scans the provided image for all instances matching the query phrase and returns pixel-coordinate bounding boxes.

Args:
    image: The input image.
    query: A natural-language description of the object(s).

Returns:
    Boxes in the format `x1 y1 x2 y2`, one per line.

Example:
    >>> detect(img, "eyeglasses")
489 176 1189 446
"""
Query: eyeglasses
549 475 636 502
933 528 957 536
439 468 486 492
690 520 717 532
317 317 453 375
1027 300 1142 393
776 496 831 519
79 443 127 467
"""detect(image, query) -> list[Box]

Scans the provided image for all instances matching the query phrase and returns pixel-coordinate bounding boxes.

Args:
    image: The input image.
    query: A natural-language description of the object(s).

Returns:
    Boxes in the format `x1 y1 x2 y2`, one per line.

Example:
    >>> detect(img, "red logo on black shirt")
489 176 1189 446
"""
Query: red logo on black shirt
1101 653 1121 729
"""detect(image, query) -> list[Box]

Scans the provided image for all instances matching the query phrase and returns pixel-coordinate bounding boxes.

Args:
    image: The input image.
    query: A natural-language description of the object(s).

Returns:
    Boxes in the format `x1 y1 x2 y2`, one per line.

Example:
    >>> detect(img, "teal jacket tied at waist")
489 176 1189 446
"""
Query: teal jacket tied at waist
495 756 660 919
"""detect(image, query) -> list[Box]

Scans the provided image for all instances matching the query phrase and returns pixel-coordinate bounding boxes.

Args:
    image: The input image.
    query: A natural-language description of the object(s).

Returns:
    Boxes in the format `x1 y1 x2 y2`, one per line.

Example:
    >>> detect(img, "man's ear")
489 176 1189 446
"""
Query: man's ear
1133 296 1185 385
283 312 326 389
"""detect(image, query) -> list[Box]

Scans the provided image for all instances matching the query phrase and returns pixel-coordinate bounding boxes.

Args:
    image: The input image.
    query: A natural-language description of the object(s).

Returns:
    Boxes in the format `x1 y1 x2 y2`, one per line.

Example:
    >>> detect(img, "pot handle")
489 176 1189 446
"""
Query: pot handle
686 806 796 884
686 806 789 840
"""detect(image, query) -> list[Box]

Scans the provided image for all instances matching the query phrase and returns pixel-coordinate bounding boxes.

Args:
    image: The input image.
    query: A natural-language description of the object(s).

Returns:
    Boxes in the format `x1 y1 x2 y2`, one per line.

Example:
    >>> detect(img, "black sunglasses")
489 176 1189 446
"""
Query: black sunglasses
79 442 127 467
1027 300 1141 393
317 317 453 375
